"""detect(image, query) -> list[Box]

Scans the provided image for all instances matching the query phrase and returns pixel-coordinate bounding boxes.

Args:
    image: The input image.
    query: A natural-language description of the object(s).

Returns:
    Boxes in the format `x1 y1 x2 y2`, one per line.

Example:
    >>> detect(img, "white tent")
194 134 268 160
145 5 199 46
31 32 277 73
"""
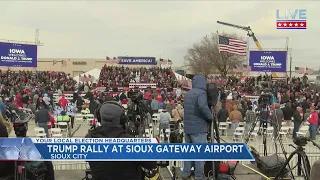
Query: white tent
73 68 101 83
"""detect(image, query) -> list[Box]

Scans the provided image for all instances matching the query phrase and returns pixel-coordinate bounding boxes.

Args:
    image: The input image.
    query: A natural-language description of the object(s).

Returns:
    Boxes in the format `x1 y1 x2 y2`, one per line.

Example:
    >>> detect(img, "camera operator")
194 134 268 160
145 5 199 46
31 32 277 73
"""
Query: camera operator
85 101 157 180
182 75 212 180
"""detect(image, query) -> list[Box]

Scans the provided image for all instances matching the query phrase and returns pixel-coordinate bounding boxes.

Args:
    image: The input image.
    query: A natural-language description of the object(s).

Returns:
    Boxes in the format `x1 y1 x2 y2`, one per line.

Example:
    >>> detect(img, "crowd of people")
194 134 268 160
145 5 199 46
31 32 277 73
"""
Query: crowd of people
0 66 320 179
182 74 320 180
97 66 178 88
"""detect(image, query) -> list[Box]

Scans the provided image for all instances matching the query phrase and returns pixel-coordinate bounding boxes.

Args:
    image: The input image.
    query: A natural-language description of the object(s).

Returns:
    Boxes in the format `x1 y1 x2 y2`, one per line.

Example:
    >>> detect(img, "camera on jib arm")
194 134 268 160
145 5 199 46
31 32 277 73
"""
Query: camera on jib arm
126 91 153 137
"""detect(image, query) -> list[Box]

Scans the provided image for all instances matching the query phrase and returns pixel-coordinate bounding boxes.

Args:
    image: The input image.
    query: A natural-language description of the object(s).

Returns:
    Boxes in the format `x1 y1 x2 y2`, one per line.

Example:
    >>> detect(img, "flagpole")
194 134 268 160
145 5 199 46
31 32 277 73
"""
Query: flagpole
246 36 250 77
305 65 307 74
216 30 220 53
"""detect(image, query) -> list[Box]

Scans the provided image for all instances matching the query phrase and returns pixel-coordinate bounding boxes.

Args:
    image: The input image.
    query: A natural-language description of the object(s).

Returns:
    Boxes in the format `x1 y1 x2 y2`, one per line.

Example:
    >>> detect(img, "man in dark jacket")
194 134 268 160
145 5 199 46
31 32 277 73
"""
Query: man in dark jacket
35 106 51 137
182 75 212 180
217 103 228 123
282 103 294 126
85 102 157 180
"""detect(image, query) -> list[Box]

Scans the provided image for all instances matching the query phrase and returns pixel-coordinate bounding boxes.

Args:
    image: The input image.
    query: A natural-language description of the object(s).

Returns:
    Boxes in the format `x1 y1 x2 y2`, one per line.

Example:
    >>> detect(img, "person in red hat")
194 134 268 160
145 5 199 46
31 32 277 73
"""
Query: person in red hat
307 106 318 140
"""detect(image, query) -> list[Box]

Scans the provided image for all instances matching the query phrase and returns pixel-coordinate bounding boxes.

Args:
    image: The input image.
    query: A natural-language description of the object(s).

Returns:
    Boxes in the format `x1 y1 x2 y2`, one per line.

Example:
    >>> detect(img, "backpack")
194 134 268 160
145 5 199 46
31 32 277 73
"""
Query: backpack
25 161 47 180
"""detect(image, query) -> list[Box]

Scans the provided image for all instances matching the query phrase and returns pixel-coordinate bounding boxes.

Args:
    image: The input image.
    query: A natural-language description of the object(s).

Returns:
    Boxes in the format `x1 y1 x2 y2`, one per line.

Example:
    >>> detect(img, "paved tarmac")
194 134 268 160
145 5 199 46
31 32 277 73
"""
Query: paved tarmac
9 117 320 180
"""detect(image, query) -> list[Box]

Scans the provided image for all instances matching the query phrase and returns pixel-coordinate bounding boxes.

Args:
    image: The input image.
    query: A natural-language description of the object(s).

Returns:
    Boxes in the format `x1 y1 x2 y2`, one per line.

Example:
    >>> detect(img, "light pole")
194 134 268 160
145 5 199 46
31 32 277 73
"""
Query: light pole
289 53 292 78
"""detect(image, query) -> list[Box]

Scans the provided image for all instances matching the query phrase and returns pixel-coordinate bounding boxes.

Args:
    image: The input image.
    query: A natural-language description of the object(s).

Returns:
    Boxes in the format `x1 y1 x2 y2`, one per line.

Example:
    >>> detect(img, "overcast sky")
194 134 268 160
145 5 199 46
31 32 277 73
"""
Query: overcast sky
0 1 318 69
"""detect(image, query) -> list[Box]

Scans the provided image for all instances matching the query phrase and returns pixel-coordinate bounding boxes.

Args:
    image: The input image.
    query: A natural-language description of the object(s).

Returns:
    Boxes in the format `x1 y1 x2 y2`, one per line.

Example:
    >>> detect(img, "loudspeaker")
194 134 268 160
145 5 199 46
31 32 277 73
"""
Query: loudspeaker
112 87 118 92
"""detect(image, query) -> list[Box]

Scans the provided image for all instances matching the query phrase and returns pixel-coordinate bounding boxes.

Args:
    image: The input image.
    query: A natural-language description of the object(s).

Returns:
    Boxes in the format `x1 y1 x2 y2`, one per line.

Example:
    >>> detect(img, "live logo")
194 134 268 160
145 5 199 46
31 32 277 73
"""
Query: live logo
276 9 307 30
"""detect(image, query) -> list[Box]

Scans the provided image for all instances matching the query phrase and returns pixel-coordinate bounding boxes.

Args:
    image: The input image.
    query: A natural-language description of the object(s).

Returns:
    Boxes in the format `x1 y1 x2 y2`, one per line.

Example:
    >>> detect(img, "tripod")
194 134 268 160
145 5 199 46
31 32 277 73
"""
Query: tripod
274 137 320 180
232 105 270 174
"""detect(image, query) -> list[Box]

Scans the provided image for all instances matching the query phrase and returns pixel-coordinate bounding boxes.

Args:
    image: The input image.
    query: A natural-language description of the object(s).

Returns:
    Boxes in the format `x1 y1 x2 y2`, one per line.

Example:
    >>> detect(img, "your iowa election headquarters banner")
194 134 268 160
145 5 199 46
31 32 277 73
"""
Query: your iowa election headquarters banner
0 42 38 67
0 138 254 161
249 51 287 72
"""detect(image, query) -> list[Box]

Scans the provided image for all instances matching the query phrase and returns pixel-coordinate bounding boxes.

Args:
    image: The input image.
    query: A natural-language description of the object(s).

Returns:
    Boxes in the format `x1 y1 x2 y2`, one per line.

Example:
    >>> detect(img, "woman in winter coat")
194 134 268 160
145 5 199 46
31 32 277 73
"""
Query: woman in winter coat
172 103 184 121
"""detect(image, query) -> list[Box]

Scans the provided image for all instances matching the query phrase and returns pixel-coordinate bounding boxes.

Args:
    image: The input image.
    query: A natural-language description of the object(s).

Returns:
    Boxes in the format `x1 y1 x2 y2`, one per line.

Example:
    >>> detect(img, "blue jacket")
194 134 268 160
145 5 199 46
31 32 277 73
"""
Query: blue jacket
184 75 212 134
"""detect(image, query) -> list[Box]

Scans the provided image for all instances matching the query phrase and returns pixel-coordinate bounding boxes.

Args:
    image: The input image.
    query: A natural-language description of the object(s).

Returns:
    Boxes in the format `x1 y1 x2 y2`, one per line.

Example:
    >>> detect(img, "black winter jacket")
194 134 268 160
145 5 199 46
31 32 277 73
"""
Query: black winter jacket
85 125 157 180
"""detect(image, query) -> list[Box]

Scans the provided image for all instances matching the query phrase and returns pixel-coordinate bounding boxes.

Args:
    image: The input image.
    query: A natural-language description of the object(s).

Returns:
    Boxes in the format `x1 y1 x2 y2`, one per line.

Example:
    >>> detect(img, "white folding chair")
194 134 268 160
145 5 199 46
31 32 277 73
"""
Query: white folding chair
278 126 290 142
233 127 244 142
51 128 62 138
34 127 45 134
238 122 246 128
218 122 228 136
85 114 94 126
75 114 84 125
297 126 309 137
57 122 69 137
249 127 260 142
144 129 151 138
165 129 171 139
152 114 159 124
265 127 274 139
226 118 232 129
34 127 47 138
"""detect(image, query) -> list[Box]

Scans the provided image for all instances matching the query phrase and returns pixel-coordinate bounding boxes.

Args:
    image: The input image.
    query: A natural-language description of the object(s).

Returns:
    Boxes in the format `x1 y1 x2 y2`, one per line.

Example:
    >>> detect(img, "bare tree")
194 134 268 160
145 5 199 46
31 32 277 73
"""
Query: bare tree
184 33 245 76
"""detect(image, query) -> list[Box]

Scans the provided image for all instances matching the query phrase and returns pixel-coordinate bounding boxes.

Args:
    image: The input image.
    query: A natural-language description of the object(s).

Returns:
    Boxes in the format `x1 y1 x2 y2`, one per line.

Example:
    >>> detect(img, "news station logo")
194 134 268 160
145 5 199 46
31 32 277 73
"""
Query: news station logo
276 9 307 30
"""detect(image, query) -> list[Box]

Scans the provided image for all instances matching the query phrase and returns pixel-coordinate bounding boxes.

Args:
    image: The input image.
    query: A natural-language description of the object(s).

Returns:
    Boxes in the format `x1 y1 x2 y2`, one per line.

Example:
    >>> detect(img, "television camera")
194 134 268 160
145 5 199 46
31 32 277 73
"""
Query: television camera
258 93 272 106
126 91 153 137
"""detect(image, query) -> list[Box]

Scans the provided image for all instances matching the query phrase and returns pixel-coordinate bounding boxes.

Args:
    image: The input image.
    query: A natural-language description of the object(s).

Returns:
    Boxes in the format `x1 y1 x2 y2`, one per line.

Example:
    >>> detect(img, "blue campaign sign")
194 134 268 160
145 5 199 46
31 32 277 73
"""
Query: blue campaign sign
249 51 287 72
118 56 156 65
0 42 37 67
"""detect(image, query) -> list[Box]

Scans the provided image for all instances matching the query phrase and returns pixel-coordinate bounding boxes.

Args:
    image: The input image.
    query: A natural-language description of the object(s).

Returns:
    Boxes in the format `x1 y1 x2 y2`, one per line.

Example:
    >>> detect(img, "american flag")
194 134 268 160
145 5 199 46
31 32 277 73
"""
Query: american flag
106 56 113 64
62 60 68 66
218 35 247 56
159 58 167 65
295 67 313 74
113 57 120 64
